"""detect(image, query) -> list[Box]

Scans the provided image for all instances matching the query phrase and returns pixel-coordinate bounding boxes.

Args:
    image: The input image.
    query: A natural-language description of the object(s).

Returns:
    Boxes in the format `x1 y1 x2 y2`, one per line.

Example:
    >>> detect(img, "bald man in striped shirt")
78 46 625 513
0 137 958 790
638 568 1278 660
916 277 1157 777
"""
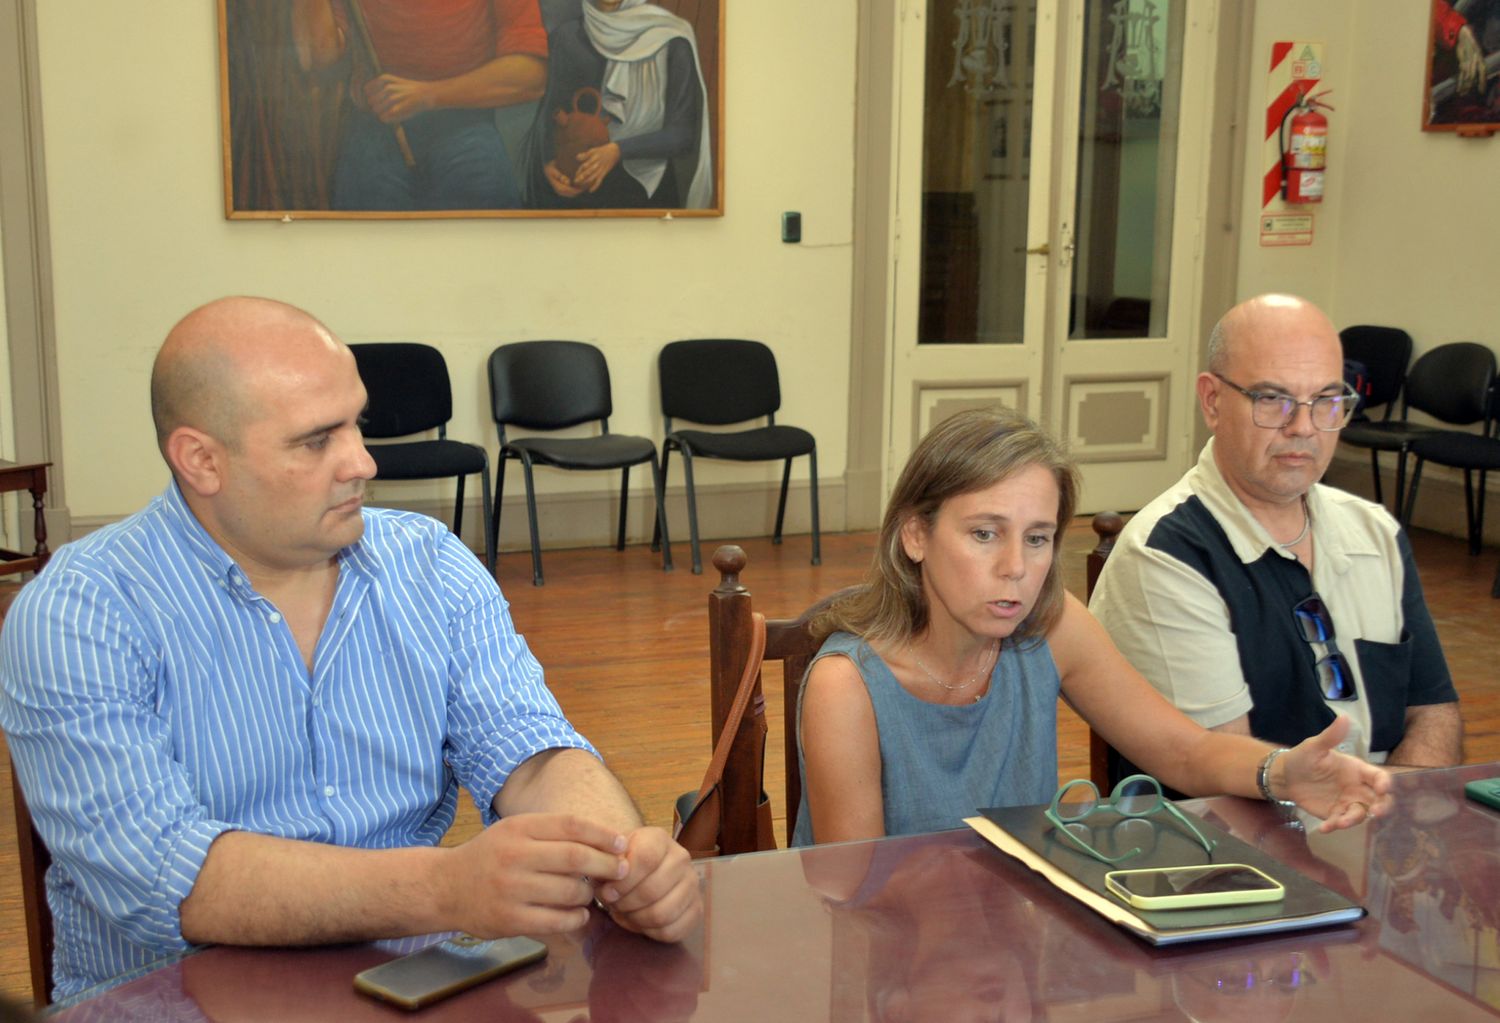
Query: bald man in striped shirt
0 296 700 998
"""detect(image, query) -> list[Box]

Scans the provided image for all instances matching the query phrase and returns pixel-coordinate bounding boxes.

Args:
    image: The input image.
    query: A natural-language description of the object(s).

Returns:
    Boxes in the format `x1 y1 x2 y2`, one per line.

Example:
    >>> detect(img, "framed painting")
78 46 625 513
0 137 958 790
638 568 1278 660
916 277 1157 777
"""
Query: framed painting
218 0 724 218
1423 1 1500 135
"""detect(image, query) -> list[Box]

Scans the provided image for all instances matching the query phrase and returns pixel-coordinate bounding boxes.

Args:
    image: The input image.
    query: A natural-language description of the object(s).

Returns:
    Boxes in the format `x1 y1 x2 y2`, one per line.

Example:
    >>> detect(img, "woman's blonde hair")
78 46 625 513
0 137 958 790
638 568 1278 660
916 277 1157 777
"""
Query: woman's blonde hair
813 407 1079 647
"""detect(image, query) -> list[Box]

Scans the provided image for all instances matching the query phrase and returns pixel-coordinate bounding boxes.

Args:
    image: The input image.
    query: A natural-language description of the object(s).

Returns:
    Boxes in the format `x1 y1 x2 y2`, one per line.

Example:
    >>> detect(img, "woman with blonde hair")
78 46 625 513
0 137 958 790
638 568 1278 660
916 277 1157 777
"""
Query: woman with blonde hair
792 407 1392 845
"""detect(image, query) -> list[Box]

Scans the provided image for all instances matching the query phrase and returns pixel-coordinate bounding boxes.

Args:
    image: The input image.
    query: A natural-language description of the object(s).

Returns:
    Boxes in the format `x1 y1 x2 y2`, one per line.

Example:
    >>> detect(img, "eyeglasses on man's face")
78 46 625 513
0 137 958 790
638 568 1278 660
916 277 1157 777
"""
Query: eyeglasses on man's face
1045 774 1217 865
1212 373 1359 432
1291 593 1357 701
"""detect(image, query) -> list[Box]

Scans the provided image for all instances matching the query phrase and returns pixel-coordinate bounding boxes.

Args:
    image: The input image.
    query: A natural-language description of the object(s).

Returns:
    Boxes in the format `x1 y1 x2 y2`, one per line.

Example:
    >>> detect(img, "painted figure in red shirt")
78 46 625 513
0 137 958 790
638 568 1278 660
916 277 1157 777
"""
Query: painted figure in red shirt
293 0 548 209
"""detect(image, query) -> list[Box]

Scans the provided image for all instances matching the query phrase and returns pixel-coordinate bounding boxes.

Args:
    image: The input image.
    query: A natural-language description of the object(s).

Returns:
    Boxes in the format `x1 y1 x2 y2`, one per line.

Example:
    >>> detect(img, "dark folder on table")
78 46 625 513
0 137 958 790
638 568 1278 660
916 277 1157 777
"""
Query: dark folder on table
965 803 1363 946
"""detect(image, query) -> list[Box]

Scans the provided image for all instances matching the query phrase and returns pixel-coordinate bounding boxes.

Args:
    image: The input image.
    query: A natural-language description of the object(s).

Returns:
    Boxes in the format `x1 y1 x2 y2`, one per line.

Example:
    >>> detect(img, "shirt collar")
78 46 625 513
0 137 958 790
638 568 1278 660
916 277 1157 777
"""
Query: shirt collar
158 479 381 586
1188 438 1354 576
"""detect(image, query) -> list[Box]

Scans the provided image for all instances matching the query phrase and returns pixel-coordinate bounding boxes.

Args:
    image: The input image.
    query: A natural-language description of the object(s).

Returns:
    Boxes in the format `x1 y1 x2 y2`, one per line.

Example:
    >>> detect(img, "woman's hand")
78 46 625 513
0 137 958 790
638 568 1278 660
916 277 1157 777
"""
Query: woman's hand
543 160 585 198
1278 715 1395 832
572 143 622 193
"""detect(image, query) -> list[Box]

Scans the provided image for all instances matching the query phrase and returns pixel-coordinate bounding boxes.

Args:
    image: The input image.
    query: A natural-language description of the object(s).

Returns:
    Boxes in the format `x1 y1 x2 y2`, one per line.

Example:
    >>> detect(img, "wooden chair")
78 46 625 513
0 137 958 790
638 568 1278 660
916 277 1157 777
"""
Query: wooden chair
705 545 849 853
702 515 1124 852
1085 512 1125 791
0 585 52 1007
10 763 50 1007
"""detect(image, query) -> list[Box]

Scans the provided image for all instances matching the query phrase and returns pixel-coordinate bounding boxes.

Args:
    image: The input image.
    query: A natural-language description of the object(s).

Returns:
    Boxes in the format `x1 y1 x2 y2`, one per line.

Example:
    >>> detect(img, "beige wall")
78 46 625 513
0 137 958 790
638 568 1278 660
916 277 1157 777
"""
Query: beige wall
1235 2 1350 304
1241 1 1499 352
0 210 9 458
35 2 858 537
0 198 14 551
1239 1 1500 537
27 1 1500 544
1335 1 1499 350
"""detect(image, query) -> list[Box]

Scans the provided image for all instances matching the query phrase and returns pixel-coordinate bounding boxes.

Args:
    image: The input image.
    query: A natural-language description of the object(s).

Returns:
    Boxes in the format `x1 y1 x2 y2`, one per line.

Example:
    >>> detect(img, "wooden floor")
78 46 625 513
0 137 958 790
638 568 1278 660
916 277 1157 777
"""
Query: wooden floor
1 520 1497 1004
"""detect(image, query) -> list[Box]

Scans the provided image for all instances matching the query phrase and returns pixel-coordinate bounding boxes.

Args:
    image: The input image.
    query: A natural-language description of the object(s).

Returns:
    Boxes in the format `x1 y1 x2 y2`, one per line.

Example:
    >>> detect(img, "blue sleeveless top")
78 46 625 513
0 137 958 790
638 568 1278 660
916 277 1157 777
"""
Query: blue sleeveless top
791 631 1061 845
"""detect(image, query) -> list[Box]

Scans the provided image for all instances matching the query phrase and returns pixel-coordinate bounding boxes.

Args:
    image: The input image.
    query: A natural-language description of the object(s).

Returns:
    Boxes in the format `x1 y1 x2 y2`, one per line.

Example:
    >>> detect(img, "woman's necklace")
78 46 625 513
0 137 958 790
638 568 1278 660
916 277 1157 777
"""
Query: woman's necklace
910 640 999 702
1277 496 1311 550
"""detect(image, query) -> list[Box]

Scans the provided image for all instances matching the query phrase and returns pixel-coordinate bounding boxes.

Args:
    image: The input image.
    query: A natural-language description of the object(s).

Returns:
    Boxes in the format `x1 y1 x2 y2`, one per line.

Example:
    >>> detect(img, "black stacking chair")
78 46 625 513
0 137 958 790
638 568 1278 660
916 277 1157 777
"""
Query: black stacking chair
1401 346 1500 555
350 342 494 573
1345 342 1495 527
1338 325 1415 513
656 339 820 574
488 340 672 586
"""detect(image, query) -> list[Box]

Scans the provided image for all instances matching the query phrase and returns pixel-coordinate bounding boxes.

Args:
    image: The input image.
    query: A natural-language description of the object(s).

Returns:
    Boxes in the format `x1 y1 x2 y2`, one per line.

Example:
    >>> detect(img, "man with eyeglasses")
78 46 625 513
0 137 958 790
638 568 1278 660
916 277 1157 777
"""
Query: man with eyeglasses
1090 294 1461 771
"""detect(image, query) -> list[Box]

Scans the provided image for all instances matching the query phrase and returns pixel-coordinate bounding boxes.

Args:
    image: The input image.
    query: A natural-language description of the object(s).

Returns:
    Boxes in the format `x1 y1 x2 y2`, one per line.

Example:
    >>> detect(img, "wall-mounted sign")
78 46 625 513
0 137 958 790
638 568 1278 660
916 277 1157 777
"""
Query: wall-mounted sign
1259 212 1314 247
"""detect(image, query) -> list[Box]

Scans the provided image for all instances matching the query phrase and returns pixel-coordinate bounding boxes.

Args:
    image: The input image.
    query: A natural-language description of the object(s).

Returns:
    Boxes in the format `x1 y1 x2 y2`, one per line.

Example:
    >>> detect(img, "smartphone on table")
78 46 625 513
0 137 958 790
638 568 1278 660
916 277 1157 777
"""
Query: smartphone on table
1104 863 1285 911
1464 777 1500 811
354 934 548 1010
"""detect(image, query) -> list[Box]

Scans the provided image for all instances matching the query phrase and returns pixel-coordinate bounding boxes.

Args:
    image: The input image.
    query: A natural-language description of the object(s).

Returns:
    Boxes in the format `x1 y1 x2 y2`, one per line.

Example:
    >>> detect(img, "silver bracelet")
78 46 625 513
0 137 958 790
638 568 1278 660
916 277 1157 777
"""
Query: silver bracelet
1257 747 1300 821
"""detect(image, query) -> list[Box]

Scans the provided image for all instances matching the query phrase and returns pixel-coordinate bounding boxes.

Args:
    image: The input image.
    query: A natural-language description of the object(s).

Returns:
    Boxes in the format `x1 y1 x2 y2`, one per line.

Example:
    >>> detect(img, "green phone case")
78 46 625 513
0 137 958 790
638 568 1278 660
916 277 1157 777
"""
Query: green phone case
1103 863 1285 911
1464 778 1500 812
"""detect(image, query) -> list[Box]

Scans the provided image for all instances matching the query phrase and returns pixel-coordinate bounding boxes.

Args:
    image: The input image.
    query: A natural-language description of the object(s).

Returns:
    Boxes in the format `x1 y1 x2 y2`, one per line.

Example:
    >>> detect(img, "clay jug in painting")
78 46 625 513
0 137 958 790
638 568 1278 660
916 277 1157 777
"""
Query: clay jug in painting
554 87 611 180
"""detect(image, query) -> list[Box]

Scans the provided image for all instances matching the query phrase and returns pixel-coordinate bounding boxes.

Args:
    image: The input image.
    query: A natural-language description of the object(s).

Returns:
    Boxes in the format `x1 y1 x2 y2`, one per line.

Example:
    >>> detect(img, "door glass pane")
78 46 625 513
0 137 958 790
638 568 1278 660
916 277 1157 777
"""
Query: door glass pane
1070 0 1183 340
917 0 1037 345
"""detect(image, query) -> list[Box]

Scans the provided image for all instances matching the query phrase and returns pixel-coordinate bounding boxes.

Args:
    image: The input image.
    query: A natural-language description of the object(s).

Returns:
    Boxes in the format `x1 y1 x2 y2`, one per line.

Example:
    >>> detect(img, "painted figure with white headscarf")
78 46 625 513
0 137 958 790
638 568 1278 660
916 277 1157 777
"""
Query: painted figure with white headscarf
521 0 713 209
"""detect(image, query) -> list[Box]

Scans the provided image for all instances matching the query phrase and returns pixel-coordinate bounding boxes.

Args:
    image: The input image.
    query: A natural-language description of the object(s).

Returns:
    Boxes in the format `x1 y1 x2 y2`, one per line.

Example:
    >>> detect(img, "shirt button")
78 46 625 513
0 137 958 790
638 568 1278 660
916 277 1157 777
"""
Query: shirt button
324 785 335 797
267 612 282 624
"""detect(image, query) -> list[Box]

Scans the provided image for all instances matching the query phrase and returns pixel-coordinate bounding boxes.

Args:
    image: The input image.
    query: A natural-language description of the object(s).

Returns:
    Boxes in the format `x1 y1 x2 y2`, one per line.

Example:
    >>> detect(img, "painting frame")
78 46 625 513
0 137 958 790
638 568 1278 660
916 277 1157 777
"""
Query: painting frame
217 0 725 219
1421 2 1500 136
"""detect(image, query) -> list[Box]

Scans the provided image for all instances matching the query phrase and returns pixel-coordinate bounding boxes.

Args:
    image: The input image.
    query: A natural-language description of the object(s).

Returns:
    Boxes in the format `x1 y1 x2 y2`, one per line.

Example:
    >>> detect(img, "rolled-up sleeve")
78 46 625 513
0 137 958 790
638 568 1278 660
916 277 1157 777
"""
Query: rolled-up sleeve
434 534 595 824
0 566 234 951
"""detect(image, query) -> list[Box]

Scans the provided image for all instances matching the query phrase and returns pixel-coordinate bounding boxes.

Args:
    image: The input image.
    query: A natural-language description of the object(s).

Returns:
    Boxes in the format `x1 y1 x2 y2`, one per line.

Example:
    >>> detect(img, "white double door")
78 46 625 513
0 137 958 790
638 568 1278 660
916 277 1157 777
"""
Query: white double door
886 0 1221 511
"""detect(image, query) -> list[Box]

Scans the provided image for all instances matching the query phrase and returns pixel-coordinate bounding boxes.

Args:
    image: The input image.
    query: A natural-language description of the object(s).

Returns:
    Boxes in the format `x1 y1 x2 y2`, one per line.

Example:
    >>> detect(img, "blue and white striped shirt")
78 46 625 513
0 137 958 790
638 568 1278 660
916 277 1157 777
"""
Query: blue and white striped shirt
0 482 595 998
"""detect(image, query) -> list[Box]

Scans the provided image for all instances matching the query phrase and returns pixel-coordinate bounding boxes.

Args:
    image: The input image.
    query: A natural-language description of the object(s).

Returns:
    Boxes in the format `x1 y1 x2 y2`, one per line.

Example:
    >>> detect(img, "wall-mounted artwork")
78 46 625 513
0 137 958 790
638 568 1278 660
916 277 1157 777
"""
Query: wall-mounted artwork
1423 1 1500 135
218 0 723 218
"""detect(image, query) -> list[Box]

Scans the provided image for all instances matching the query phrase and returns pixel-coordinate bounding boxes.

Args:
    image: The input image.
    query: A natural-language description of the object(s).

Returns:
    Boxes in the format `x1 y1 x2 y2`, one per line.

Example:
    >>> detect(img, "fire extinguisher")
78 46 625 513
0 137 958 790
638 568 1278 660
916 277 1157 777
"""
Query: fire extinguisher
1279 88 1334 204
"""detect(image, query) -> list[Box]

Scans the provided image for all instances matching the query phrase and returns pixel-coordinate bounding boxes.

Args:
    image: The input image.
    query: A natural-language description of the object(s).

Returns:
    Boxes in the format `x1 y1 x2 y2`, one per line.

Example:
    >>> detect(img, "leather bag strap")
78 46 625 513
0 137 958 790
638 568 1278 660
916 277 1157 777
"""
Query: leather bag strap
691 612 767 805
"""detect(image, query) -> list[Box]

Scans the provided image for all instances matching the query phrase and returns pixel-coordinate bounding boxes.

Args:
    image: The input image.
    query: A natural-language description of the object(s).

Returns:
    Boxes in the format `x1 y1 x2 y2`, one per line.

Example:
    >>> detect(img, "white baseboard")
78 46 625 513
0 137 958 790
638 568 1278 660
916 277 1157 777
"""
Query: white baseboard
486 477 845 553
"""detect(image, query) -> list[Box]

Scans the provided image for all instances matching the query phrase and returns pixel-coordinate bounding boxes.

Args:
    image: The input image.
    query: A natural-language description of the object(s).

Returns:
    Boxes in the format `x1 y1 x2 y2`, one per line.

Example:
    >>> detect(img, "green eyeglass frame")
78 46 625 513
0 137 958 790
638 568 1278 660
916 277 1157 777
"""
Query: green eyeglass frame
1045 773 1218 864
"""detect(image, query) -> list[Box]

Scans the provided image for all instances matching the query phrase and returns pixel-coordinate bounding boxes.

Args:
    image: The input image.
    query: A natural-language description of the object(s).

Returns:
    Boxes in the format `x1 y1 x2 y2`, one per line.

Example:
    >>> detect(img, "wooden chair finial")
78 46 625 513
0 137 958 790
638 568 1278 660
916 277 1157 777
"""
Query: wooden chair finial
1091 511 1124 548
712 544 747 593
1085 511 1125 793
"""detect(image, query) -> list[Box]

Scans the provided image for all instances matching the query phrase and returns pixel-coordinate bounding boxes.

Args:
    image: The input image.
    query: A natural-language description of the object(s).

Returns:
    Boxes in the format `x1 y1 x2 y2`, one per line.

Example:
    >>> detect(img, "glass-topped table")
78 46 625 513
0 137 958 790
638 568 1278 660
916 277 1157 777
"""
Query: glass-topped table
50 764 1500 1021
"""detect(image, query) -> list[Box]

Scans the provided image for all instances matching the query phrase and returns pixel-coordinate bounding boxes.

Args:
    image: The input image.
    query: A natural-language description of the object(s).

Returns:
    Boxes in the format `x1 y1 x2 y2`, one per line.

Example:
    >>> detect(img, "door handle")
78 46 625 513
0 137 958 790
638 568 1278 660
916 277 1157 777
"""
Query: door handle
1024 243 1050 256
